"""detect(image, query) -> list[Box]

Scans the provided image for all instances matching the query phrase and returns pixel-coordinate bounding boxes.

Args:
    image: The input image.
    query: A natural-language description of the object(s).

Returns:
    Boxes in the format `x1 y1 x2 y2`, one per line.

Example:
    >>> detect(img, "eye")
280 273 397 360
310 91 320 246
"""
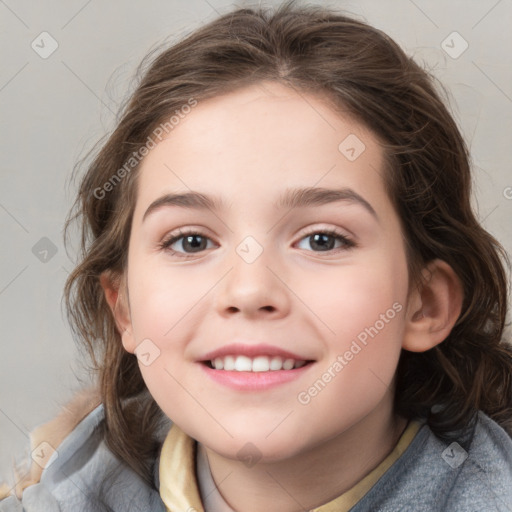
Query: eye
159 229 215 258
159 227 356 259
295 228 355 253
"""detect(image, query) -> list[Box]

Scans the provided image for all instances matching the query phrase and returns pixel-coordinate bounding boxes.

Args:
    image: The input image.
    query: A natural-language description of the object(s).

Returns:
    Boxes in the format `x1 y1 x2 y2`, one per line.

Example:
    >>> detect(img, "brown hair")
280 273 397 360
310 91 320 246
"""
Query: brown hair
63 0 512 486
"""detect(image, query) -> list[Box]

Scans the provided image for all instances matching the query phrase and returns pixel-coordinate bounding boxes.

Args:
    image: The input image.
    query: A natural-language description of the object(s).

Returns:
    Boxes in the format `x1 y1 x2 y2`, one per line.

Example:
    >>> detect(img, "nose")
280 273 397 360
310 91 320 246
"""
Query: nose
214 242 291 320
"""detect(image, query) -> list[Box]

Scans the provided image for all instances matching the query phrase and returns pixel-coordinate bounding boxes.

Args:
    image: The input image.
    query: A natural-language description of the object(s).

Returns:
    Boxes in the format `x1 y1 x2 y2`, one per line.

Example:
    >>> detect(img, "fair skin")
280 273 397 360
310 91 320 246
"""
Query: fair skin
101 81 463 512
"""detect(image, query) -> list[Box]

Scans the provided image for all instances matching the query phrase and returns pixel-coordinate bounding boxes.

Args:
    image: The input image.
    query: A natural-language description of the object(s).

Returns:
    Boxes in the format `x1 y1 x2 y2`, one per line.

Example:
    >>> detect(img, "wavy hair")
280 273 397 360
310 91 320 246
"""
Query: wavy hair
63 0 512 486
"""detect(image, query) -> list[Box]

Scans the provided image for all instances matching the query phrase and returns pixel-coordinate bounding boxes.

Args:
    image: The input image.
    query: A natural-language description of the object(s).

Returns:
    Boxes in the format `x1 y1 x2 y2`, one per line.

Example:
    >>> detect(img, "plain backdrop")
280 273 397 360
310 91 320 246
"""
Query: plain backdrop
1 0 511 484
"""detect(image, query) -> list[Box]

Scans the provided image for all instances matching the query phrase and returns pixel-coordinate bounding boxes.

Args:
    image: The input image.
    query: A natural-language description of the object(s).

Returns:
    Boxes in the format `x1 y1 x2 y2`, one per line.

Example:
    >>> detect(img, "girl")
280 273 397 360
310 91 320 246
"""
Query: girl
2 1 511 510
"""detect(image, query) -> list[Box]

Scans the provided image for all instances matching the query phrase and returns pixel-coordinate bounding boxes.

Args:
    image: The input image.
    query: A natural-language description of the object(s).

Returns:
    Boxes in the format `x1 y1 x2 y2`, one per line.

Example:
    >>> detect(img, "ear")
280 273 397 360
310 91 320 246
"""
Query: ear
99 271 136 354
402 259 463 352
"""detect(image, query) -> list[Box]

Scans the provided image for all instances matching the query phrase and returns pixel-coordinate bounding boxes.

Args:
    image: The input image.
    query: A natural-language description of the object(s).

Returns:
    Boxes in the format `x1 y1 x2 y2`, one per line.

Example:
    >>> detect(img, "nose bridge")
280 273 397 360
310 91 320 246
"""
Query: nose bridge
215 231 289 317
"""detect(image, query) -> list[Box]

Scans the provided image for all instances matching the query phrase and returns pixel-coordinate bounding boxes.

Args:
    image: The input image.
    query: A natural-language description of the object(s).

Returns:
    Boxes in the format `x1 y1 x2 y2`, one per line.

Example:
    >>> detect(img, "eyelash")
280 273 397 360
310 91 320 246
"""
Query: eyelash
159 227 357 259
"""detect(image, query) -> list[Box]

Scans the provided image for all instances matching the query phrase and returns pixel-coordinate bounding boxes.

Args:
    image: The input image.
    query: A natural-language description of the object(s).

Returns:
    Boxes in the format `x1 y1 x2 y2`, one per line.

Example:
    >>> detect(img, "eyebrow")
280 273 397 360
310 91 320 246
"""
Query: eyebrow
142 186 378 222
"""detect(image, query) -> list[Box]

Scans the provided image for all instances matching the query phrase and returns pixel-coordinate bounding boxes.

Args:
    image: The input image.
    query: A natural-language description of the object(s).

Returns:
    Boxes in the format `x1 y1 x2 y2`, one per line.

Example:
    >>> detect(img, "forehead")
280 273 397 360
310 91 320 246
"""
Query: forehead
134 81 388 216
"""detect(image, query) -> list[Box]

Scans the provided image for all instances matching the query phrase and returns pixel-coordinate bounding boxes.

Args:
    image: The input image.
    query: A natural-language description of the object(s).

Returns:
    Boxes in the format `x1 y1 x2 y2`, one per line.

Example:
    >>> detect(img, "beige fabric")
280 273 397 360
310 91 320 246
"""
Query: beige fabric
159 423 205 512
159 419 423 512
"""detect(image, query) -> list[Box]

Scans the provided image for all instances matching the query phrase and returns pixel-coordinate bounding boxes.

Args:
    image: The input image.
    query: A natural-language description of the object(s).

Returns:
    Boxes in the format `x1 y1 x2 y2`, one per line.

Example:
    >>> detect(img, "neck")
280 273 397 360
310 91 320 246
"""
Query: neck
203 391 409 512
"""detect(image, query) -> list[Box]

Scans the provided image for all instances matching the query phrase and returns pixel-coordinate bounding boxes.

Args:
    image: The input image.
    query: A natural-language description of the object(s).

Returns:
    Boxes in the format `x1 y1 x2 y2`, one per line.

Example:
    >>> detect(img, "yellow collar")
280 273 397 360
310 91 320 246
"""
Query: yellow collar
159 419 423 512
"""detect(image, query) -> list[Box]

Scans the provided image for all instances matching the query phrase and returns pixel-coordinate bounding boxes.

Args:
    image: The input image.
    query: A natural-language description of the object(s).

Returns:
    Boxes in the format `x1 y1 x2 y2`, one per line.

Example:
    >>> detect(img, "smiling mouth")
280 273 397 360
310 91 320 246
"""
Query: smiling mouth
202 355 315 372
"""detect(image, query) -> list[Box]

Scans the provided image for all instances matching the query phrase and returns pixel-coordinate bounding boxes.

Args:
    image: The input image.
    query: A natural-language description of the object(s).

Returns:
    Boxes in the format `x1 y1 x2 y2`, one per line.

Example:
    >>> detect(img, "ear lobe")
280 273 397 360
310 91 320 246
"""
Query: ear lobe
99 271 136 354
402 259 464 352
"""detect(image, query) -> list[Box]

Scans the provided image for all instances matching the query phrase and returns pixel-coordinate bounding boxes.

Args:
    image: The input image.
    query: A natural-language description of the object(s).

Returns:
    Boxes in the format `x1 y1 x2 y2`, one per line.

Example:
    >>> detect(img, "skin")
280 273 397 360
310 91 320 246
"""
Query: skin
101 81 463 512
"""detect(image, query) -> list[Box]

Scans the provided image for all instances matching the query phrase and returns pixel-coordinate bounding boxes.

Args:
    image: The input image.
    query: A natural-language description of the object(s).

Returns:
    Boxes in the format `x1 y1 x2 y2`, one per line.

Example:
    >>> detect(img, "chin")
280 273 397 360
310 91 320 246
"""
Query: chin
196 422 312 465
210 438 307 465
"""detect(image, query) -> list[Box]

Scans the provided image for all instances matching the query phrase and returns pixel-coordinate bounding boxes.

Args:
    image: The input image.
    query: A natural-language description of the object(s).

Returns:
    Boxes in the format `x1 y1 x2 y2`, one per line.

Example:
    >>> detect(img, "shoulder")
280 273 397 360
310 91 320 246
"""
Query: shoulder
1 386 102 504
441 411 512 510
0 391 167 512
354 411 512 511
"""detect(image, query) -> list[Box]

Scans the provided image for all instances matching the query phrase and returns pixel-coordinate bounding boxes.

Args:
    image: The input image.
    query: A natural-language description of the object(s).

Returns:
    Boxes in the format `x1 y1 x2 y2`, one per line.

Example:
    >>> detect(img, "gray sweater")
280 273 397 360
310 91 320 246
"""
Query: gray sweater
1 404 511 511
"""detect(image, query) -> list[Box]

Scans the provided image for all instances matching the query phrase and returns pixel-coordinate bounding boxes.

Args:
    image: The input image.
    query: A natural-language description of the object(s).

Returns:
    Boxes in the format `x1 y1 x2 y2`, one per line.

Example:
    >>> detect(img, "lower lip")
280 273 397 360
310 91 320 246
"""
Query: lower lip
199 362 314 391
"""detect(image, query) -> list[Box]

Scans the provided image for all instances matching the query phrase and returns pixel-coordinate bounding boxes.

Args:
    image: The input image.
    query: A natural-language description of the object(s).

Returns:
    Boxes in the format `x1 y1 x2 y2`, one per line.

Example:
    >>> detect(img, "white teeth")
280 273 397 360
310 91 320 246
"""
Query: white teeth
209 355 308 372
223 355 236 371
269 356 283 370
252 356 270 372
283 358 295 370
234 355 252 371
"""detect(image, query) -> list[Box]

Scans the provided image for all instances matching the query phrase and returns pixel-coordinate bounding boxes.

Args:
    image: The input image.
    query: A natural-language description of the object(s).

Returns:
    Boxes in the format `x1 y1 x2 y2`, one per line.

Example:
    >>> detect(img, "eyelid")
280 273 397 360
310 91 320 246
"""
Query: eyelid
295 223 353 241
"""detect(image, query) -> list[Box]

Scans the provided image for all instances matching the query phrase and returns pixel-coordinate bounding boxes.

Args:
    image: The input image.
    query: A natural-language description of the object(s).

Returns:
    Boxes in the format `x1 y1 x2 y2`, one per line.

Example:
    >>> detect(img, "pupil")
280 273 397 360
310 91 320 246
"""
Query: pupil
184 235 205 252
311 233 334 251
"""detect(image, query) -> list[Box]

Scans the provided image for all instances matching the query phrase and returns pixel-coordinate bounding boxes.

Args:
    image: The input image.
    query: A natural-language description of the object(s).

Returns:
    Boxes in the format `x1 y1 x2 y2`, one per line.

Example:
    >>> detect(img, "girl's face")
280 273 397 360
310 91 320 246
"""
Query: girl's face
121 81 412 461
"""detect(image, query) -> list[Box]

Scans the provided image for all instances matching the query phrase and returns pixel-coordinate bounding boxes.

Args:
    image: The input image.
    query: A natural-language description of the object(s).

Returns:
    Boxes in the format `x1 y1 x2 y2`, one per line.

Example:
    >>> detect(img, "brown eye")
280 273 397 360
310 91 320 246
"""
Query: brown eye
296 229 355 253
160 230 214 257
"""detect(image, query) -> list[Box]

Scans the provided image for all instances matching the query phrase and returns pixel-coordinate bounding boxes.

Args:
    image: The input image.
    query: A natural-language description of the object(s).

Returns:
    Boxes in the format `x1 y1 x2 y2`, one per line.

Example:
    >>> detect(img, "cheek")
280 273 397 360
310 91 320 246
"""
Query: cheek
125 259 216 403
295 269 407 434
127 268 203 416
299 258 407 343
127 258 213 339
294 249 409 408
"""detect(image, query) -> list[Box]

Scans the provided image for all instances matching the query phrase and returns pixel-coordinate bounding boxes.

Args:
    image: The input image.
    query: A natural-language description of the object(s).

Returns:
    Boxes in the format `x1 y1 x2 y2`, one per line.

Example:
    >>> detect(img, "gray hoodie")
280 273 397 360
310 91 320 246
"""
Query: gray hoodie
1 404 511 511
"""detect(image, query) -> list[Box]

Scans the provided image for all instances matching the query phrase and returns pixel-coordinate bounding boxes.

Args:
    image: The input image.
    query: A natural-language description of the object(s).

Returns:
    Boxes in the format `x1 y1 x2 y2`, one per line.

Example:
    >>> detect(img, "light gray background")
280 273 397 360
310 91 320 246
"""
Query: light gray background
1 0 511 485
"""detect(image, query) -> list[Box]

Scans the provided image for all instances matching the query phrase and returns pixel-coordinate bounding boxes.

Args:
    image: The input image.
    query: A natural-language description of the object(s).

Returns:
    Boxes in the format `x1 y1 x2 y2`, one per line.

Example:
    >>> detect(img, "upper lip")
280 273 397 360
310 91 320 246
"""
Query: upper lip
199 343 313 362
